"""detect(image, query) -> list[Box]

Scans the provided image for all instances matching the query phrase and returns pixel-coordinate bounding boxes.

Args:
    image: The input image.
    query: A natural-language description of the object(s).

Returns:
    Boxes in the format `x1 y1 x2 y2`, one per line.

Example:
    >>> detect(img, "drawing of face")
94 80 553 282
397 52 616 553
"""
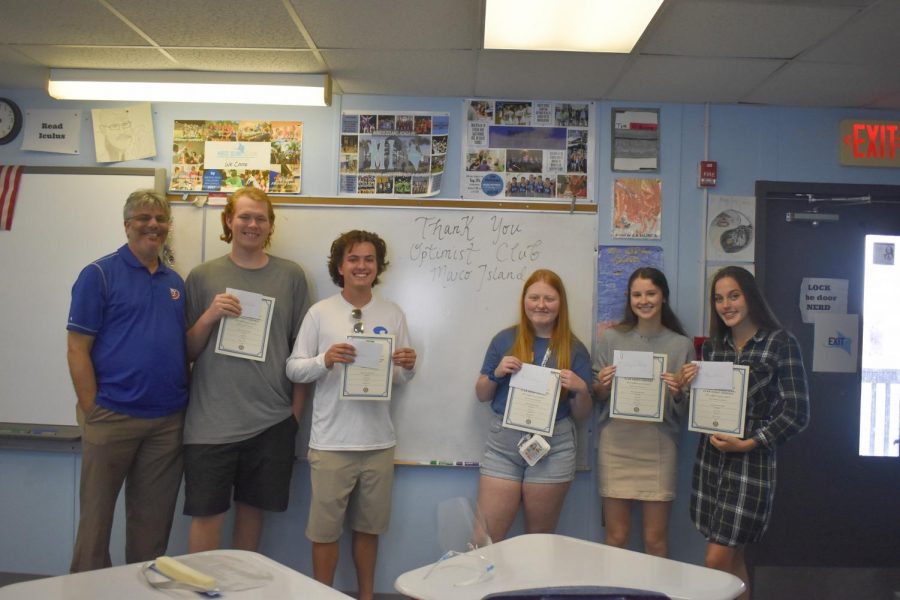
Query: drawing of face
100 115 134 153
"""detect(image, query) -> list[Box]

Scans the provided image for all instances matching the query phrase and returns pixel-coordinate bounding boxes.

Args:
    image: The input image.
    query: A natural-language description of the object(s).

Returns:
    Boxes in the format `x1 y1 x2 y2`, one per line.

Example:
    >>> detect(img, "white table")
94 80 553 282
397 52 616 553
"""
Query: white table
395 533 745 600
0 549 352 599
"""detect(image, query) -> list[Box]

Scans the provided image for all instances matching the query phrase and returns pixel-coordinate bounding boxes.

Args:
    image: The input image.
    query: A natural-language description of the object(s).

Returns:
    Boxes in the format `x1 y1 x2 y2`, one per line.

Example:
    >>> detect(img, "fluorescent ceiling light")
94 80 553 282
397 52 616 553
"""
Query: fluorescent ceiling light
484 0 663 53
48 69 332 106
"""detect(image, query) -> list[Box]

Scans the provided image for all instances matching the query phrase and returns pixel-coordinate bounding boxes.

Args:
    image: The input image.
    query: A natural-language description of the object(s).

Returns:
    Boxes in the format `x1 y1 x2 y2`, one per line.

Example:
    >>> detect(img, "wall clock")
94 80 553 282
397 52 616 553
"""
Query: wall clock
0 98 23 145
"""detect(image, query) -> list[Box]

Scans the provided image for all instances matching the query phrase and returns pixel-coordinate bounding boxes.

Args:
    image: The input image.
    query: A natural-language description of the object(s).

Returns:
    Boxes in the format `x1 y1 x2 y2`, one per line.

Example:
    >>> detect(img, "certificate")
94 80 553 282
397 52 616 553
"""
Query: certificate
214 295 274 362
688 364 749 436
610 353 667 422
502 368 562 436
340 335 394 401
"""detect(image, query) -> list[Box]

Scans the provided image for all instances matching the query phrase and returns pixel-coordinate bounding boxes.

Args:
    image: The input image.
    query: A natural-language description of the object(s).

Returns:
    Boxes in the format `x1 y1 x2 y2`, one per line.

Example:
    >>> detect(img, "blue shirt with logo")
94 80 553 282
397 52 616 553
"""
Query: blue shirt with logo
68 244 188 417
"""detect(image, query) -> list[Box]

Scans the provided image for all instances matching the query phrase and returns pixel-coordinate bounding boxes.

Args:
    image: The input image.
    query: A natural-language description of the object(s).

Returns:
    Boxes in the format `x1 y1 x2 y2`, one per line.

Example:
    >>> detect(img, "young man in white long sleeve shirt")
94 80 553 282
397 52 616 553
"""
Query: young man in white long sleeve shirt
286 230 416 600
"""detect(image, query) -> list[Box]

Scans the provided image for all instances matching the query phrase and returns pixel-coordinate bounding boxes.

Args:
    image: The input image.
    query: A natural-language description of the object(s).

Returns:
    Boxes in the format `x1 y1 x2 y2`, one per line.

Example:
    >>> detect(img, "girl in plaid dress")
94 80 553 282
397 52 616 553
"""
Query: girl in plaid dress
680 266 809 599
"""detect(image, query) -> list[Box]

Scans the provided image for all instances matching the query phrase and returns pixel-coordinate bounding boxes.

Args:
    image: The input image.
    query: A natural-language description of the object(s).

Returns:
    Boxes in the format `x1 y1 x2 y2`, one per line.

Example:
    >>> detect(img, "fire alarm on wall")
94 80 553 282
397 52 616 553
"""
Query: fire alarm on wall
699 160 717 187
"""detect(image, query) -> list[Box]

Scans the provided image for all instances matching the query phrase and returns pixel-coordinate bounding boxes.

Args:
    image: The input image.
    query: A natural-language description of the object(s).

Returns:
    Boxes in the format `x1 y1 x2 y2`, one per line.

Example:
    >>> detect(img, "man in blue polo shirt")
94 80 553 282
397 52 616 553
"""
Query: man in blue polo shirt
66 189 188 572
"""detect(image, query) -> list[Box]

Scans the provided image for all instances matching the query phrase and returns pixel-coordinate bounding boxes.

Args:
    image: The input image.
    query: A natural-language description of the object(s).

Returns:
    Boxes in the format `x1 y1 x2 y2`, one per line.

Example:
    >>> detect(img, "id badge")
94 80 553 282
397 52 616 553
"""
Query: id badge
517 433 550 466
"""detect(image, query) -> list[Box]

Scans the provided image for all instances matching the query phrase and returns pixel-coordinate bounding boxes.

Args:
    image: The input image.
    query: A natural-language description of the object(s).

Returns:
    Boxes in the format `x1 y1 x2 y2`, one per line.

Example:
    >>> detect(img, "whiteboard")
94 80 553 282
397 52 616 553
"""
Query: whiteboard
196 204 598 464
0 169 597 465
0 168 164 426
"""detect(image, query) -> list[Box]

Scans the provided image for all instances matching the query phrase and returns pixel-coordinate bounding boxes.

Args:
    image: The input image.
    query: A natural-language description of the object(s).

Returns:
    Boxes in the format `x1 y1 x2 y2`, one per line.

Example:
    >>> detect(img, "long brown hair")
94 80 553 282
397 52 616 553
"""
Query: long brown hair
709 266 781 347
509 269 578 373
616 267 687 336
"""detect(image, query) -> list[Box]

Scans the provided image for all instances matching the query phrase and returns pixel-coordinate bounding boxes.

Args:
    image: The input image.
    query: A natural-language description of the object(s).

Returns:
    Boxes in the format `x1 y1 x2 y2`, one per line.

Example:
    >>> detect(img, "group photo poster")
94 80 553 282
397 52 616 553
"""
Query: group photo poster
170 119 302 194
461 99 594 202
338 111 449 197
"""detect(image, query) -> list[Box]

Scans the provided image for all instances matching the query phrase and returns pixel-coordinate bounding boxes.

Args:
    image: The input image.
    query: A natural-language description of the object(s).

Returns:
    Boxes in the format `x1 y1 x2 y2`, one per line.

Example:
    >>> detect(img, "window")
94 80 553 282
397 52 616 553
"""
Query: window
859 234 900 457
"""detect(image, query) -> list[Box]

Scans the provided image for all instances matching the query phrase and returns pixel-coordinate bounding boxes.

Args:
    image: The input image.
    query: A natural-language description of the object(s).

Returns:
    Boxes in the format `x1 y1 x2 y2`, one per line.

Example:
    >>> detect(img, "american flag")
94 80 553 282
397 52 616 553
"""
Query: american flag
0 165 24 231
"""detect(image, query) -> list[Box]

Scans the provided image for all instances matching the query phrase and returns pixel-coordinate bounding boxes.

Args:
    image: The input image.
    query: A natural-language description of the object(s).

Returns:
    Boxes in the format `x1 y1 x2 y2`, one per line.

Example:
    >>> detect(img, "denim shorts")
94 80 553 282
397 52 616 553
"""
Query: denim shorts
480 414 576 484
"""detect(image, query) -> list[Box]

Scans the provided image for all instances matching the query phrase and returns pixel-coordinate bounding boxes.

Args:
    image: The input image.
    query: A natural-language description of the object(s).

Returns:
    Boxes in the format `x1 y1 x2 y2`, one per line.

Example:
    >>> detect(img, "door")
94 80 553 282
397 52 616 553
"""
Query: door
752 180 900 568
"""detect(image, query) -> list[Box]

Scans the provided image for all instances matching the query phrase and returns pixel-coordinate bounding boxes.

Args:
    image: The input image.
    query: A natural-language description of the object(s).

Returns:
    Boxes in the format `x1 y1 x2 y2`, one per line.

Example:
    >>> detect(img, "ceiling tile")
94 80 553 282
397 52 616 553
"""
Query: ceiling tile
290 0 481 49
0 0 146 45
474 51 627 100
609 55 784 104
165 49 323 73
107 0 309 49
323 49 477 96
742 61 900 108
869 91 900 111
642 0 858 58
712 0 874 5
802 1 900 65
12 46 176 70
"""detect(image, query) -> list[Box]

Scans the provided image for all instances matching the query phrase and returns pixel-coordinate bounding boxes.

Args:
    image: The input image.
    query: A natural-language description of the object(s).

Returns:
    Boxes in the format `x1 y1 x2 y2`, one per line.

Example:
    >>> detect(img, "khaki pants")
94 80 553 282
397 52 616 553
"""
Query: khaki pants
70 405 184 573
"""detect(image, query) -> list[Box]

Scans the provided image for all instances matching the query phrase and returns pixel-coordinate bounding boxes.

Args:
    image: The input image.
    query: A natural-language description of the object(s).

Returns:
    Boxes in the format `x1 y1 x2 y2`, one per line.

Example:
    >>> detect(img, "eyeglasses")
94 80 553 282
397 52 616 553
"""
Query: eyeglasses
128 214 170 224
235 214 270 225
351 308 364 333
103 121 131 132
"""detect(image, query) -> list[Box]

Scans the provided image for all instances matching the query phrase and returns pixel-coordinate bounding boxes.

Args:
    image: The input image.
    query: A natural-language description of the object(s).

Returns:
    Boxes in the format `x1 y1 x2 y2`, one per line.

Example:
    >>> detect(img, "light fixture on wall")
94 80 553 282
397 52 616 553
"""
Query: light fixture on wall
48 69 332 106
484 0 664 53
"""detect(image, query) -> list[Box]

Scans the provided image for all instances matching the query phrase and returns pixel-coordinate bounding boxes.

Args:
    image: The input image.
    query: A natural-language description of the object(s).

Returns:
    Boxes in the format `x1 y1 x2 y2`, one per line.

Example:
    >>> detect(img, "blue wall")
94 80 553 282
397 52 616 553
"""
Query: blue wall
2 87 899 592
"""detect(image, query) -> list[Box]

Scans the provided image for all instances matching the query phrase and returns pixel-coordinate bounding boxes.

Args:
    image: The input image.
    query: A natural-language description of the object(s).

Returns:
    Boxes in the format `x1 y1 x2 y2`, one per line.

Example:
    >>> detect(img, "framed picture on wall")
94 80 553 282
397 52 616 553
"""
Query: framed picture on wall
612 108 659 172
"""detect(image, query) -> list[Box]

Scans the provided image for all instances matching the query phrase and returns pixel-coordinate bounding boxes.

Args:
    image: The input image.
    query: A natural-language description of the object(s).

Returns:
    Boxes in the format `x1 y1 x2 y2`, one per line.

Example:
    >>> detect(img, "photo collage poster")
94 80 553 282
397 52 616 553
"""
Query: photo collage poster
462 99 593 202
338 111 449 197
170 120 302 194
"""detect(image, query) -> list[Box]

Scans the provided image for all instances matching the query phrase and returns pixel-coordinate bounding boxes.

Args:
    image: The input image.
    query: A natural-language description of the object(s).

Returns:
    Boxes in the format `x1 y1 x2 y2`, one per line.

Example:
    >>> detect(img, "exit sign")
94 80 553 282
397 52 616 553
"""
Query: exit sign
840 119 900 167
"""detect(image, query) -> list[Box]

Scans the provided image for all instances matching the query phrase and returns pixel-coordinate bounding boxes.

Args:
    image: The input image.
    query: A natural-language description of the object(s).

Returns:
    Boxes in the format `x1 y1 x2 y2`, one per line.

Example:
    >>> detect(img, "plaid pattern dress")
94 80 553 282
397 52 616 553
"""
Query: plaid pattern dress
690 329 810 546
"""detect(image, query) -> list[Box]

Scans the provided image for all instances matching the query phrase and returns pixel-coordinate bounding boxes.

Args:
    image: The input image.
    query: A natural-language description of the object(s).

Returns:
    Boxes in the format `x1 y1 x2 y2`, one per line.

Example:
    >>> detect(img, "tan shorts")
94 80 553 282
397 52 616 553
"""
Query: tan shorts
306 447 395 543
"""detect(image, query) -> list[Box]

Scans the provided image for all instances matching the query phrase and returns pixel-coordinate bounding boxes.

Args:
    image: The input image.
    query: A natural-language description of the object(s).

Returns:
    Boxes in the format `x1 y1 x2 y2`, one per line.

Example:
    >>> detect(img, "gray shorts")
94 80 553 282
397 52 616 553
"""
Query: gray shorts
480 414 576 484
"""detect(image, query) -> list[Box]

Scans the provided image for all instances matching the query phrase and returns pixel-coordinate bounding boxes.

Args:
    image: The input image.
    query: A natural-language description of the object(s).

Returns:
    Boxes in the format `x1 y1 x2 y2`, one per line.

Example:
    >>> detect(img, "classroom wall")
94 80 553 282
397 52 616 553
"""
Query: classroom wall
2 86 900 592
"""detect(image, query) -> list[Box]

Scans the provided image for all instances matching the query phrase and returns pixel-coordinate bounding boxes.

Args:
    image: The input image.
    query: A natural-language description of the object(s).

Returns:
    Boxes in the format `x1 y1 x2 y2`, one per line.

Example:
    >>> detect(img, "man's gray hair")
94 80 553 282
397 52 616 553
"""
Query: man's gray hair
123 189 170 221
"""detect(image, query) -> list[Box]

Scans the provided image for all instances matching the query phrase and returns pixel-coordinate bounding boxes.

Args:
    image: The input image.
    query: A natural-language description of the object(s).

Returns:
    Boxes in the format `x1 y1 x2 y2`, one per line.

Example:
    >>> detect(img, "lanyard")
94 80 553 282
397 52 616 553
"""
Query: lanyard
538 346 551 368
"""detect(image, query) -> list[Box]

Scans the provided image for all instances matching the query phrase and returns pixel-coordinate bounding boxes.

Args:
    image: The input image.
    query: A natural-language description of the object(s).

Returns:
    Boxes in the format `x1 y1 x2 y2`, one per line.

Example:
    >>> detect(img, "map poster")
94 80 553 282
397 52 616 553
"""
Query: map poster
462 99 594 202
596 246 664 338
338 111 448 197
170 120 302 194
612 178 661 239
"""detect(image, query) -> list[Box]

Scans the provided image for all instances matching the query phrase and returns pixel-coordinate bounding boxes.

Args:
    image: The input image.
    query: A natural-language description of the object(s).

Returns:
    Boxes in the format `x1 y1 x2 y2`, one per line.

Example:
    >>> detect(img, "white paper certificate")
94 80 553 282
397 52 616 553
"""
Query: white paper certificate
502 368 562 436
688 364 750 436
610 354 667 422
214 296 275 362
340 335 394 401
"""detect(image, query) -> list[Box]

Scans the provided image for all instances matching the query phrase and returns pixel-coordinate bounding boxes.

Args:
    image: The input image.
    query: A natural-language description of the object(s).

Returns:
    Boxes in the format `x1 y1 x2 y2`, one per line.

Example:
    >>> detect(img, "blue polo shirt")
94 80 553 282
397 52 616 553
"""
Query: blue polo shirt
67 244 188 417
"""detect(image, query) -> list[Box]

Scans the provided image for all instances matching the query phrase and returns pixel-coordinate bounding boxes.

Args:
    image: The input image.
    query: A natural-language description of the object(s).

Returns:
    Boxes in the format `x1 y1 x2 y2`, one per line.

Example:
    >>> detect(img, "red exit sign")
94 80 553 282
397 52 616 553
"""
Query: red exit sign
839 119 900 167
